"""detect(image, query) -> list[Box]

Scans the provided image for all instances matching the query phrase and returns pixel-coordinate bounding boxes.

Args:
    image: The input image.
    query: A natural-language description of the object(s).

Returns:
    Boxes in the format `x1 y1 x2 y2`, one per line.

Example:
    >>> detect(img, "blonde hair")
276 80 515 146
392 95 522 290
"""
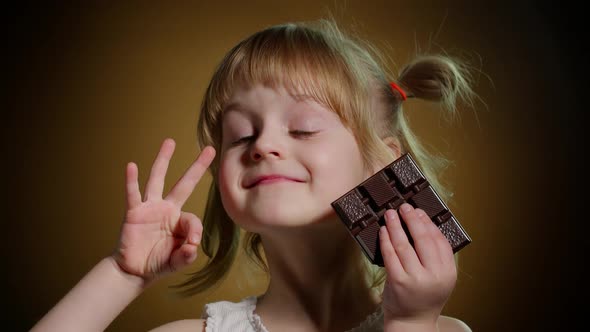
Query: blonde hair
173 19 477 295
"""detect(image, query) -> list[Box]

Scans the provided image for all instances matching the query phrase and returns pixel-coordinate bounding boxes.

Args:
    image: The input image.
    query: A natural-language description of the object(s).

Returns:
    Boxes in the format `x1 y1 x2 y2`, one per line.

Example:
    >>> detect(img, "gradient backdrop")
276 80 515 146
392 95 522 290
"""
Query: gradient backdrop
6 1 584 331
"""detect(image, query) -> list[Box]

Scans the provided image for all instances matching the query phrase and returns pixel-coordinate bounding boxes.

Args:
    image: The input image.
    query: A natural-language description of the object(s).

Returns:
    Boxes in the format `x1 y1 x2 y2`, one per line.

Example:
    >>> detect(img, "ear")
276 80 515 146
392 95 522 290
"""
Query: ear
382 136 402 160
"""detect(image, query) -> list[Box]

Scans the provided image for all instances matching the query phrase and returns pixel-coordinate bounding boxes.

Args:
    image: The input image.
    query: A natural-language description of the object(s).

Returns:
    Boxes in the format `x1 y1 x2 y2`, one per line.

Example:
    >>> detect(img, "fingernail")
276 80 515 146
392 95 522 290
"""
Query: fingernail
400 203 412 213
385 209 396 220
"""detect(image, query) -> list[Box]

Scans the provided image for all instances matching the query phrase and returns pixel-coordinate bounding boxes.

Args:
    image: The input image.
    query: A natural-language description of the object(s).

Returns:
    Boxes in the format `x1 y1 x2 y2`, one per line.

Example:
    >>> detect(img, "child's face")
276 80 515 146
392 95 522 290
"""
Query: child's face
218 84 372 232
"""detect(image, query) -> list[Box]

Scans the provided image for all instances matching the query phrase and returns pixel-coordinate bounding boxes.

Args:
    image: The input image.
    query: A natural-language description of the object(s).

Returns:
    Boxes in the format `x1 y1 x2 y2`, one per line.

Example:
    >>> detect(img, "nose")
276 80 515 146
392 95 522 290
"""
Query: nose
249 131 282 162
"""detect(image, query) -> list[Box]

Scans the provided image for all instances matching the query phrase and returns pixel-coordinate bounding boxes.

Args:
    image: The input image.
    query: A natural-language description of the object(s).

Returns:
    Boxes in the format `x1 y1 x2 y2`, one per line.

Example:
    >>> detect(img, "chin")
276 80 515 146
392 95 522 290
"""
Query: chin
235 203 339 232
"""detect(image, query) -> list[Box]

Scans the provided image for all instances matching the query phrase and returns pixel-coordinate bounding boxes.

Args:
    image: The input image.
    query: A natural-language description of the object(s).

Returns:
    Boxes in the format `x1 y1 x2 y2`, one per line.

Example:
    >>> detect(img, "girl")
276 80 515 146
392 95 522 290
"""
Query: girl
32 19 476 332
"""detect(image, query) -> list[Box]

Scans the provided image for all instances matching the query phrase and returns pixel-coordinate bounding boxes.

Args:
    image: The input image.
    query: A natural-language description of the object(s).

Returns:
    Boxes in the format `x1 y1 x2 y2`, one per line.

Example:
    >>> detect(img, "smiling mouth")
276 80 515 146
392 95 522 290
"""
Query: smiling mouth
246 176 304 188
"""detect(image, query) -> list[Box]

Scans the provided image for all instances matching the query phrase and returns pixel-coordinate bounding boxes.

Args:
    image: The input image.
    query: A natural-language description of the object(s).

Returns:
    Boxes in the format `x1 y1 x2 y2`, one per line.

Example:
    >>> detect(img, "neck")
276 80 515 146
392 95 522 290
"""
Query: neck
254 219 381 331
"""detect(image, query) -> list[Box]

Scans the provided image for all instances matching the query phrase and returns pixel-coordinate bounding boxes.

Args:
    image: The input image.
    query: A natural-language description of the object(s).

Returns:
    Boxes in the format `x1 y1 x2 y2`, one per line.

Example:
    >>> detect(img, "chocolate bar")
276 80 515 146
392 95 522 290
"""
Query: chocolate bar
331 153 471 266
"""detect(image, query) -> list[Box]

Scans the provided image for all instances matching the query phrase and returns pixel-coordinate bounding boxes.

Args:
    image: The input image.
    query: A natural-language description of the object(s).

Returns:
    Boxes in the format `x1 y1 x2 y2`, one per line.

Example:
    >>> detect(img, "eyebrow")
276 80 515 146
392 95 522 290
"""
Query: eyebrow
222 101 249 115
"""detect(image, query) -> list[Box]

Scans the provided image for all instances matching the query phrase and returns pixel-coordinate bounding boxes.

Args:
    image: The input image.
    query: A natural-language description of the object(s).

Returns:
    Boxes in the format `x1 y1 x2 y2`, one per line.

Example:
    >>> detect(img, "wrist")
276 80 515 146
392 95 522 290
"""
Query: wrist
105 256 152 290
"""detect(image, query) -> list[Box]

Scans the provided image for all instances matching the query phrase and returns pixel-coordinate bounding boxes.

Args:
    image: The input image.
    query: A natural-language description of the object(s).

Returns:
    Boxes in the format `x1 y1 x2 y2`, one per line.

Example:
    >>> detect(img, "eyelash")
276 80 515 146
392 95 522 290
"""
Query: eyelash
291 130 318 138
231 130 318 145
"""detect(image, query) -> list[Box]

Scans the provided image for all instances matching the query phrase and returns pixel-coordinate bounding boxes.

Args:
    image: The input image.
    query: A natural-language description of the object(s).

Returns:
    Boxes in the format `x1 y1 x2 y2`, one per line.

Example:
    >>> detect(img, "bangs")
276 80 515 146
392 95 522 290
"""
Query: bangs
234 24 355 106
206 23 368 131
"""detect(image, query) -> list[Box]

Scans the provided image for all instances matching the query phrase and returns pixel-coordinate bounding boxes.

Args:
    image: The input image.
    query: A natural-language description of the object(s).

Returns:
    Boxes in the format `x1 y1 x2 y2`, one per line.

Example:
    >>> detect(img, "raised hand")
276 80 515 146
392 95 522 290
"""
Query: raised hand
379 203 457 329
113 138 216 283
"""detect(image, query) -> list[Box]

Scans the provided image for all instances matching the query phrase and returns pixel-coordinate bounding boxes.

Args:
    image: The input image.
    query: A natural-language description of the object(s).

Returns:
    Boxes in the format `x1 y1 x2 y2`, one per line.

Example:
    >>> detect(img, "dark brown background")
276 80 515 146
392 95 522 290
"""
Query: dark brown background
6 1 584 331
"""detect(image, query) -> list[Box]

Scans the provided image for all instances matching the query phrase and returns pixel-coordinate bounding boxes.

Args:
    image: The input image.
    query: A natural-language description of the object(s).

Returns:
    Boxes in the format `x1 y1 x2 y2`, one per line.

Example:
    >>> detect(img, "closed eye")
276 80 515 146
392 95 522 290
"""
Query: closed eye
231 135 255 145
290 130 318 138
231 130 318 146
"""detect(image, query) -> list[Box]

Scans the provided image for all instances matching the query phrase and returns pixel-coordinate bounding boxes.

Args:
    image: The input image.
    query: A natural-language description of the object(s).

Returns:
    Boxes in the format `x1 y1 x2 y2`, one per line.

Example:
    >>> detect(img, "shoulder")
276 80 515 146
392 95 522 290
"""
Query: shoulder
147 319 206 332
438 315 472 332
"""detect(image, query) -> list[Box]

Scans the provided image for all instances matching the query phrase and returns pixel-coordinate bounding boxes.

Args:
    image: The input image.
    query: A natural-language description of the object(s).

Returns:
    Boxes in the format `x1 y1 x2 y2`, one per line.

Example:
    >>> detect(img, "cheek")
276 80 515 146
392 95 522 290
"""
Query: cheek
310 137 367 192
217 155 236 203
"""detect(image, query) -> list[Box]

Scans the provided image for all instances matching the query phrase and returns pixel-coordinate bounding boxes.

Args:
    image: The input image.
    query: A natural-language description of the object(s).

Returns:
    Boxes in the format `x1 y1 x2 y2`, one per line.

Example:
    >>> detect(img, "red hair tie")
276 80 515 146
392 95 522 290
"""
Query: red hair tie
390 82 407 101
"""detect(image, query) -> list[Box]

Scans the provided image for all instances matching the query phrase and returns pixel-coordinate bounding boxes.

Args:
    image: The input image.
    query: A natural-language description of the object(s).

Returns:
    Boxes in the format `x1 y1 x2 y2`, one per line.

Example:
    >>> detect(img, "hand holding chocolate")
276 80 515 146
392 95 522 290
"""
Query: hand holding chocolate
331 153 471 266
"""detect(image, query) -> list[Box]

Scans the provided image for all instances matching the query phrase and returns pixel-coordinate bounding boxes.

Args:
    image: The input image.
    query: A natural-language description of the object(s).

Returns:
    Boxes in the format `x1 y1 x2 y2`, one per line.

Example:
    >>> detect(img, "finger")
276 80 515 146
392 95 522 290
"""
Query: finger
166 146 216 207
403 206 440 269
385 208 421 274
379 225 405 279
125 162 142 209
175 211 203 245
433 223 455 268
169 243 198 272
431 225 458 285
168 212 202 272
144 138 176 201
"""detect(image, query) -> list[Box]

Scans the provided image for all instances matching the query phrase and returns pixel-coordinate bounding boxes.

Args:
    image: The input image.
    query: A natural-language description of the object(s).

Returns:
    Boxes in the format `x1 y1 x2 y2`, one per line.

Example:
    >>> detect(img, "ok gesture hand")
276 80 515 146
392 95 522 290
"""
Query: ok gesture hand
113 138 215 283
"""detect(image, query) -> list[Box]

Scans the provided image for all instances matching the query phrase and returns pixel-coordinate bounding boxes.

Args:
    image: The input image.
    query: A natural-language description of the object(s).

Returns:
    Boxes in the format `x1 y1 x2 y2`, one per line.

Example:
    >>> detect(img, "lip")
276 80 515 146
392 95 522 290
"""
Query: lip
244 174 305 188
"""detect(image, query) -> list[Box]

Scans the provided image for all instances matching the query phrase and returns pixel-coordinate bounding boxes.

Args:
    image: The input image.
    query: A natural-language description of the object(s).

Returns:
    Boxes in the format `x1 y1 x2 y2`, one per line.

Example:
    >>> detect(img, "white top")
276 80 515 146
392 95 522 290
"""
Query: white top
201 296 383 332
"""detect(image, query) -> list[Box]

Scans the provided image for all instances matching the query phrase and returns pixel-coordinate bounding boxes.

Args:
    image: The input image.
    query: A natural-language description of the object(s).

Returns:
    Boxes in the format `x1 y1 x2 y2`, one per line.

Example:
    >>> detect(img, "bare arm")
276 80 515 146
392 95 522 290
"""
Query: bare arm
29 139 216 332
30 257 146 332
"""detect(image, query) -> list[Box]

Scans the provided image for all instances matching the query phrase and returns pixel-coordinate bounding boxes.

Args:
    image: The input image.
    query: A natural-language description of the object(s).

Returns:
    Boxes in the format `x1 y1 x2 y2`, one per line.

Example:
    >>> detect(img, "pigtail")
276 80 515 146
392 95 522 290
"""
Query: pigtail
397 54 477 121
388 54 479 203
